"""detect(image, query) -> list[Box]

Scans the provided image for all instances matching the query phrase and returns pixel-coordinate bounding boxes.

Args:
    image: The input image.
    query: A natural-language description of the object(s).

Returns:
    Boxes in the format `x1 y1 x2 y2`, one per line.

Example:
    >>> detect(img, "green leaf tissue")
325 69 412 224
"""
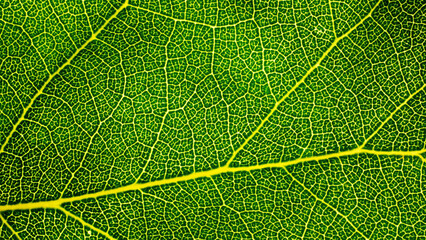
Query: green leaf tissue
0 0 425 239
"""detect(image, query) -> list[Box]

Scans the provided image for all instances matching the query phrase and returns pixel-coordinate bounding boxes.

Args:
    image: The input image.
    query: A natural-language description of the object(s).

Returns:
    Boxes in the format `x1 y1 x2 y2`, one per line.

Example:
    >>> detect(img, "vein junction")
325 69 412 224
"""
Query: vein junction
1 0 425 239
0 147 424 213
0 0 422 217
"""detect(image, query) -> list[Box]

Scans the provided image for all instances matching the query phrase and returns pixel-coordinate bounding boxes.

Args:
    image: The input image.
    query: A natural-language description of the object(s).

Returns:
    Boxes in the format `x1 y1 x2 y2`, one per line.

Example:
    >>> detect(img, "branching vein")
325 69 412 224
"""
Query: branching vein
0 0 129 154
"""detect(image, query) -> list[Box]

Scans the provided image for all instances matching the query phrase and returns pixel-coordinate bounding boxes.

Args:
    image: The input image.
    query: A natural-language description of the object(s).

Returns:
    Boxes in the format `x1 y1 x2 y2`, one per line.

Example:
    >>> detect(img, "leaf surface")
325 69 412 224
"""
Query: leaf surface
0 0 425 239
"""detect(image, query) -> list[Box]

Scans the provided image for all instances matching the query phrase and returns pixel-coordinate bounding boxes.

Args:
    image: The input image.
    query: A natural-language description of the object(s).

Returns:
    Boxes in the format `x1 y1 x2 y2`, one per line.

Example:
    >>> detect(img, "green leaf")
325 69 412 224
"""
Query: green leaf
1 0 425 239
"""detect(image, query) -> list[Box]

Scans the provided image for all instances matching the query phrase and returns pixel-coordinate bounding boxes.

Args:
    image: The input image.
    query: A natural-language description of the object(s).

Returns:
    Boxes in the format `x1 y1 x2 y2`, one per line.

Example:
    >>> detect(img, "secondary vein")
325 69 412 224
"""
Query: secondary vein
0 0 129 154
223 0 383 168
359 83 426 149
58 206 117 240
0 214 22 240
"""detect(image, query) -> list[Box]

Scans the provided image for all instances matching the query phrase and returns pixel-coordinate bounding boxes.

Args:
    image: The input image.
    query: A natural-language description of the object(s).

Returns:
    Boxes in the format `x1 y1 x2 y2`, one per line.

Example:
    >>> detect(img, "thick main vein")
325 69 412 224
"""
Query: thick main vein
0 0 393 214
0 0 129 154
4 1 419 239
0 3 130 239
0 147 423 212
223 0 383 167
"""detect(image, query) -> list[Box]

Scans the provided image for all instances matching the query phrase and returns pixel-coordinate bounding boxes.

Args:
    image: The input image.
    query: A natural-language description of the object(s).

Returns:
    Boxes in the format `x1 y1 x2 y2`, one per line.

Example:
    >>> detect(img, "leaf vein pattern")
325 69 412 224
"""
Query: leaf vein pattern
0 0 129 153
1 0 425 239
284 168 369 239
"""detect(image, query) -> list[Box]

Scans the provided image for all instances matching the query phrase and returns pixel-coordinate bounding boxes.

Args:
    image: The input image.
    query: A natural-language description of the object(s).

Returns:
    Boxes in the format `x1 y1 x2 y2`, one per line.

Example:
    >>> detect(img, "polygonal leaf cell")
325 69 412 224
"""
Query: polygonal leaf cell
0 0 425 239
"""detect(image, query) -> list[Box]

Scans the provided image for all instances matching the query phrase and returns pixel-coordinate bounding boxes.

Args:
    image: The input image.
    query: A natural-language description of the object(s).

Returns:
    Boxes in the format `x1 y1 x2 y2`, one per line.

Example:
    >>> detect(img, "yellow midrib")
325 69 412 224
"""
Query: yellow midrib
0 148 424 212
0 0 424 239
0 0 391 213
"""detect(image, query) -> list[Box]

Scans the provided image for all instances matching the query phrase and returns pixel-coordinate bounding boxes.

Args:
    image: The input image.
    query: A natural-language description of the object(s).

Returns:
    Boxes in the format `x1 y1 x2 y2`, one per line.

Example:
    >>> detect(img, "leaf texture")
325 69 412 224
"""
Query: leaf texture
0 0 425 239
